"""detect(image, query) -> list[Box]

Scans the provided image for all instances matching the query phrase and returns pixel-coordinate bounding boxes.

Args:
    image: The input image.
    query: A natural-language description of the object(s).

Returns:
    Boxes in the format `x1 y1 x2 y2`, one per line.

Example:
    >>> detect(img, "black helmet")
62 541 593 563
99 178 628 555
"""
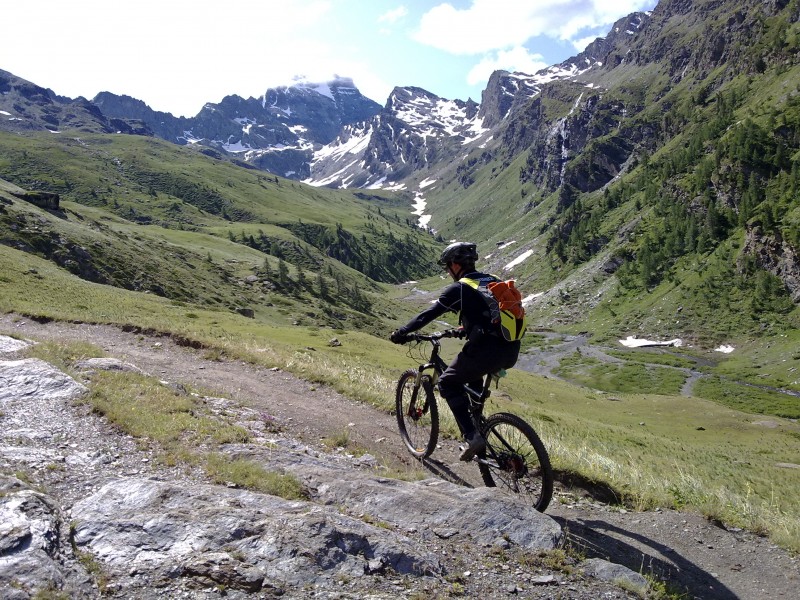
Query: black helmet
438 241 478 266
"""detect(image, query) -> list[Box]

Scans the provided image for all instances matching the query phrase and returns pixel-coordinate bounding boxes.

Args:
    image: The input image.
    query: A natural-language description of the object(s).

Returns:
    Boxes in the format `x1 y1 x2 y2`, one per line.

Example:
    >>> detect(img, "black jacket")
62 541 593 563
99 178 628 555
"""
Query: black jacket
397 271 499 338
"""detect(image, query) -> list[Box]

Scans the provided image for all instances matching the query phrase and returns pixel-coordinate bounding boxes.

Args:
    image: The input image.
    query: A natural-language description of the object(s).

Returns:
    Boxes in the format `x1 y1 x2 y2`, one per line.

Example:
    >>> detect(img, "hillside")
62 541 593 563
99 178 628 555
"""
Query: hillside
399 0 800 351
0 131 439 335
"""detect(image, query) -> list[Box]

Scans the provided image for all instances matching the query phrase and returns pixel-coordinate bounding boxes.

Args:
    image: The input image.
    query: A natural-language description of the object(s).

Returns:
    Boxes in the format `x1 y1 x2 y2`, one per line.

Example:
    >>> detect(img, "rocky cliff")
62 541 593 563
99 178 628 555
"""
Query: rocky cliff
0 70 151 136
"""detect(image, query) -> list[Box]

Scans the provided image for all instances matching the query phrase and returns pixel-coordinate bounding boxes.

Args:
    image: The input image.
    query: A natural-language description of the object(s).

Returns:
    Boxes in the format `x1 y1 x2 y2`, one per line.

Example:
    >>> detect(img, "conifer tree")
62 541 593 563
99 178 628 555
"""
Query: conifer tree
278 258 289 287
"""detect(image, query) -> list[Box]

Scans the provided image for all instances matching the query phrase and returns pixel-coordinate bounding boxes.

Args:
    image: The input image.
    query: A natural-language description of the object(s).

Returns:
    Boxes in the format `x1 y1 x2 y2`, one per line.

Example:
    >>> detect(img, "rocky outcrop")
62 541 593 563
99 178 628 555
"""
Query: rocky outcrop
742 225 800 302
506 82 637 196
92 92 189 141
69 478 445 593
12 190 60 211
0 353 95 598
622 0 794 81
0 69 150 136
1 477 95 599
478 70 543 129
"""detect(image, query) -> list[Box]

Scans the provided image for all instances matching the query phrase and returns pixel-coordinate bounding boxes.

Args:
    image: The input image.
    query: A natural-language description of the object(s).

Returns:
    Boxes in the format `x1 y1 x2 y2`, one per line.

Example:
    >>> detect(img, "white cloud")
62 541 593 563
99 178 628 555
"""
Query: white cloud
467 47 548 85
2 0 343 116
571 35 602 52
414 0 656 54
378 6 409 23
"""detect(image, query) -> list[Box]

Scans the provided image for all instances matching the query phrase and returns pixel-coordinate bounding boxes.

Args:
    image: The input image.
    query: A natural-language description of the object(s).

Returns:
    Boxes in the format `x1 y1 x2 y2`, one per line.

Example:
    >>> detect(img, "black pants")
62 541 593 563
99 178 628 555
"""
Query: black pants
438 336 520 438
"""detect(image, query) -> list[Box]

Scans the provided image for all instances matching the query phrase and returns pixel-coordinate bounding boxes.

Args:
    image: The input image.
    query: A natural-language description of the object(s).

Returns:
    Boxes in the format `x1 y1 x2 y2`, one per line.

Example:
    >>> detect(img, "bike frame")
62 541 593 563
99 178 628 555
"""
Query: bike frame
411 331 496 430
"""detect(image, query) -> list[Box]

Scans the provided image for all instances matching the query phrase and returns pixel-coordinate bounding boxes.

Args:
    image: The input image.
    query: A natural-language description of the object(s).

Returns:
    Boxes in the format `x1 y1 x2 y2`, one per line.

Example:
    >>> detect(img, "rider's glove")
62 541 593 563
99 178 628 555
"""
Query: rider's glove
390 330 409 344
455 327 466 339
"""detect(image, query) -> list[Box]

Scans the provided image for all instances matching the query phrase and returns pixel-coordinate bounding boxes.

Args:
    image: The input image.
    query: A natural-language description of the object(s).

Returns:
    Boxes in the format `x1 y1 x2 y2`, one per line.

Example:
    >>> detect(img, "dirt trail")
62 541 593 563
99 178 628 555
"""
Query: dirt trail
2 315 798 599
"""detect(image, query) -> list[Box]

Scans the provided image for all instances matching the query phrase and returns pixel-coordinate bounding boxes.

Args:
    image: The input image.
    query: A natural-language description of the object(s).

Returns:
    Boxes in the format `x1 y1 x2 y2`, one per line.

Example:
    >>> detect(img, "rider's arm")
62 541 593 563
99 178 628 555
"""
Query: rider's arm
396 284 461 335
395 302 448 335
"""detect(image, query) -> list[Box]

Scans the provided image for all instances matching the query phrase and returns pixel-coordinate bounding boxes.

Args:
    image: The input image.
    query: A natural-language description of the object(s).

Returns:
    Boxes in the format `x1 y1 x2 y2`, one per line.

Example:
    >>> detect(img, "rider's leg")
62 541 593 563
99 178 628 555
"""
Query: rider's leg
439 339 519 417
438 383 484 461
438 349 484 438
438 338 521 459
438 343 495 459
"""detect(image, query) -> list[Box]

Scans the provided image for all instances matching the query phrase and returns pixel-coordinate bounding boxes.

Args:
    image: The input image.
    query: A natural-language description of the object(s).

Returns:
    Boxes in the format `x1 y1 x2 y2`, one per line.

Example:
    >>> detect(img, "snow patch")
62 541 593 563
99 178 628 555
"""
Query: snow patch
412 191 432 228
222 139 251 153
714 344 735 354
619 337 683 348
522 293 544 305
365 176 387 190
504 250 534 270
419 178 437 189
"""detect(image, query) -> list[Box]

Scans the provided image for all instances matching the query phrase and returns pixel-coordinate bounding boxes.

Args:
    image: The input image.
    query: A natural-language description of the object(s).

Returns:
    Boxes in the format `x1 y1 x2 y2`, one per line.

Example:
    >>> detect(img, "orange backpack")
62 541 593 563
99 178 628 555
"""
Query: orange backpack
487 280 525 319
460 277 527 341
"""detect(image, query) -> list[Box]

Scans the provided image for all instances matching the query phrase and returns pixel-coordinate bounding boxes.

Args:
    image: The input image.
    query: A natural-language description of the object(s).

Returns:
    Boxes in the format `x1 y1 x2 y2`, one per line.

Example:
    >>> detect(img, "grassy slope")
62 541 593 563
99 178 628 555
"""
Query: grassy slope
0 132 440 333
418 39 800 393
0 131 437 262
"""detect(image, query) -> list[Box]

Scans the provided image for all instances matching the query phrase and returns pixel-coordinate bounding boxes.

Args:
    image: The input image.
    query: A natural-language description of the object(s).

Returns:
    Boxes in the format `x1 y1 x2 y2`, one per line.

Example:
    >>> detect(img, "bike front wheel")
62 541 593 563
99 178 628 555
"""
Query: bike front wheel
478 412 554 512
395 369 439 458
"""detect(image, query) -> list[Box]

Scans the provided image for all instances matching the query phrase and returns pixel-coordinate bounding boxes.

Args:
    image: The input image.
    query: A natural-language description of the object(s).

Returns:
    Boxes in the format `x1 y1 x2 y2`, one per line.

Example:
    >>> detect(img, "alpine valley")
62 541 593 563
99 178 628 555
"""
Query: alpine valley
3 1 800 596
0 0 800 366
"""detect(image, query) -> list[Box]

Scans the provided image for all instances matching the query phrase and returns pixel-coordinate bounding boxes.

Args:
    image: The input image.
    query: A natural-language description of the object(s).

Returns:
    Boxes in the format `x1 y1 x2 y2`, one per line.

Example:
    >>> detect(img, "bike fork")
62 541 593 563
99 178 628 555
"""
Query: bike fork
408 369 435 419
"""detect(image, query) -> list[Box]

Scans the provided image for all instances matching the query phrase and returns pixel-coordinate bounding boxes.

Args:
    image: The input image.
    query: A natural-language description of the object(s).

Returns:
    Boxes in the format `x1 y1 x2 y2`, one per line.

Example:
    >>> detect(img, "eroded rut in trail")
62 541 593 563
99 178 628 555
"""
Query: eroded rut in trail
2 315 798 600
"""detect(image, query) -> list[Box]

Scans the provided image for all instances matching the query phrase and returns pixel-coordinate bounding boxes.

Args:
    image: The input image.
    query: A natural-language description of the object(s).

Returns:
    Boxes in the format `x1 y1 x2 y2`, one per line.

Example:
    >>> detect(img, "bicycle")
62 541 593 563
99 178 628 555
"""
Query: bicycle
394 328 554 512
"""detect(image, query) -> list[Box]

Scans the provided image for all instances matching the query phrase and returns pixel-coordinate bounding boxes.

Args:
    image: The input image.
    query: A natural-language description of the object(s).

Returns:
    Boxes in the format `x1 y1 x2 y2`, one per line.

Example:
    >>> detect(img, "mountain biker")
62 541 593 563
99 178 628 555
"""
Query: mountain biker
390 241 521 461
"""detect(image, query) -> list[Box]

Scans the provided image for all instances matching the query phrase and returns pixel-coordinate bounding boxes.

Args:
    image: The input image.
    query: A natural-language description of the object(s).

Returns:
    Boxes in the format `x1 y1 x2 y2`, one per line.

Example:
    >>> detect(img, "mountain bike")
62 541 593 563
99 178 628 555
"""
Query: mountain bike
394 329 553 512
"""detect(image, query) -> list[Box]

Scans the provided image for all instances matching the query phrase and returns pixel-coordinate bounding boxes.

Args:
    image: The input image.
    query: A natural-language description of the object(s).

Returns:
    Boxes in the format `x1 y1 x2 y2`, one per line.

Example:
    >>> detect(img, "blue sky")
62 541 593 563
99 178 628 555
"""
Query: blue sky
2 0 658 117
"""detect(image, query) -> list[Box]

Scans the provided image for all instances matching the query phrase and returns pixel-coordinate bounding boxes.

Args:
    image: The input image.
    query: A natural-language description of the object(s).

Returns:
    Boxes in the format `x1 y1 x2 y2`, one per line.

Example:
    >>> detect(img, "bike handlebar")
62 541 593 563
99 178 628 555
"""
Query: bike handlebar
403 328 464 343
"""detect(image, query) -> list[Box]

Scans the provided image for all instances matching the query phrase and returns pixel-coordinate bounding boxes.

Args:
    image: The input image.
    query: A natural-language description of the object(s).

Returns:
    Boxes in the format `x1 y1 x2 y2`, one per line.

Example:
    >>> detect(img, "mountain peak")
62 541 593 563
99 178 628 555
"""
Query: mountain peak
271 76 366 103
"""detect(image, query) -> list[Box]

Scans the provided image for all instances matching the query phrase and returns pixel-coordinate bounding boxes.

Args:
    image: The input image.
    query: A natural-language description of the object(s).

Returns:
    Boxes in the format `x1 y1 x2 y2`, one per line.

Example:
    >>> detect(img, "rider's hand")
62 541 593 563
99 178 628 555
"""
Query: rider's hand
455 327 466 339
390 330 409 344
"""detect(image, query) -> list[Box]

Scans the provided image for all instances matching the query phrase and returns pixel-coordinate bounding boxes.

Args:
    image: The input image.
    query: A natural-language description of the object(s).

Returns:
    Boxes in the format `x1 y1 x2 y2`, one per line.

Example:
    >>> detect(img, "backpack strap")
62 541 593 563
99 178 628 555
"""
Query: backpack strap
459 277 501 333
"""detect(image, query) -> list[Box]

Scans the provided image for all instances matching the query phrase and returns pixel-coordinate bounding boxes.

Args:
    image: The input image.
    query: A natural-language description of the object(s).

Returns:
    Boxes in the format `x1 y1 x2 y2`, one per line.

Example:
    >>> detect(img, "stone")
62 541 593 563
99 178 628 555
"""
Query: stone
580 558 649 594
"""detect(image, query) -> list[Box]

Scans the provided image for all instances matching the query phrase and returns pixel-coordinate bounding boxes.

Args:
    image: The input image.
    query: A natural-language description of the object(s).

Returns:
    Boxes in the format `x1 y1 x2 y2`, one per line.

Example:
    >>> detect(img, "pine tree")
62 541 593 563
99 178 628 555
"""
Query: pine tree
278 259 289 287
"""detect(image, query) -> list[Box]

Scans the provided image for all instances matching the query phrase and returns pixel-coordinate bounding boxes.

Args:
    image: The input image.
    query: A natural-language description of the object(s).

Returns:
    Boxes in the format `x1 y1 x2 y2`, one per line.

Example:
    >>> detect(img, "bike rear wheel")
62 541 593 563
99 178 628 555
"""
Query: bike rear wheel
395 369 439 458
478 412 553 512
